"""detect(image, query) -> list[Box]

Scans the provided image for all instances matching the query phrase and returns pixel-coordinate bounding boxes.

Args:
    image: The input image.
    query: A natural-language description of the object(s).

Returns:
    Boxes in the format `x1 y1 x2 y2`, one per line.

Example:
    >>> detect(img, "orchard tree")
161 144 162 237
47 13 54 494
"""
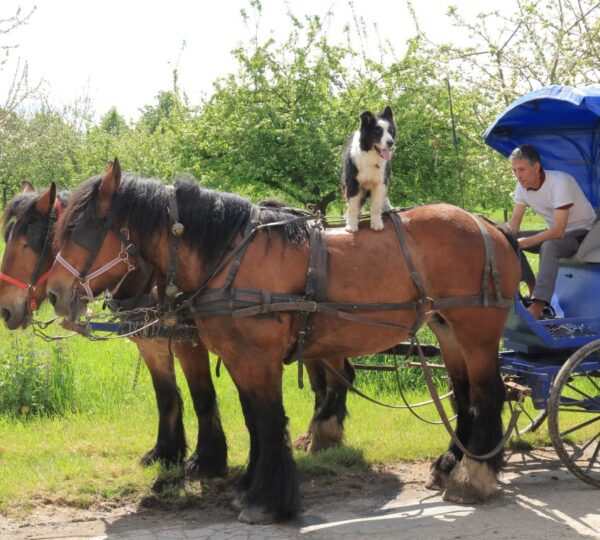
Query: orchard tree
0 5 40 126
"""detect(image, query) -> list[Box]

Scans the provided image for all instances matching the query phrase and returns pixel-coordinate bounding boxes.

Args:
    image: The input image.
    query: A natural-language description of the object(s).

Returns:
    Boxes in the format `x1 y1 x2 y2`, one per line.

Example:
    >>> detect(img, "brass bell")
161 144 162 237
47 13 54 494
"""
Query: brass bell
171 222 185 237
165 283 179 298
163 315 179 327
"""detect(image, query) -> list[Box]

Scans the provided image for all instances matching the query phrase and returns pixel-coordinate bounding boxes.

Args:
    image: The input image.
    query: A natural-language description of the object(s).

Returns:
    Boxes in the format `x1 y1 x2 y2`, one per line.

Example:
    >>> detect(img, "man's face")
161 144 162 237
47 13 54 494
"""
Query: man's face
511 158 541 190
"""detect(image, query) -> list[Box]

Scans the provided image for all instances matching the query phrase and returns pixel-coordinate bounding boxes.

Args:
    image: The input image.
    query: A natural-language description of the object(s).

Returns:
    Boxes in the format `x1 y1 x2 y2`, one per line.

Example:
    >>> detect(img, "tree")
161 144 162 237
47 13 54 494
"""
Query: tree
0 5 40 126
404 0 600 210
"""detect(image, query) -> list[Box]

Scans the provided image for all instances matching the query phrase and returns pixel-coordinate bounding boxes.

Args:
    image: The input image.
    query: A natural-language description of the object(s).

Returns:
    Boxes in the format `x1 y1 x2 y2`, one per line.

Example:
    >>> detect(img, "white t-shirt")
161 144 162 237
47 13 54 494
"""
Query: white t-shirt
513 170 596 232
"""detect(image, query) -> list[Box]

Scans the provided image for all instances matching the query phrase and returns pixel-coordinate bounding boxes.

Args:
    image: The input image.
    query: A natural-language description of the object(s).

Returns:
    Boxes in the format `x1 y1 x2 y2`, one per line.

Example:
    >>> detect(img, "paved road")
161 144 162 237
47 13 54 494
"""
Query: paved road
3 449 599 539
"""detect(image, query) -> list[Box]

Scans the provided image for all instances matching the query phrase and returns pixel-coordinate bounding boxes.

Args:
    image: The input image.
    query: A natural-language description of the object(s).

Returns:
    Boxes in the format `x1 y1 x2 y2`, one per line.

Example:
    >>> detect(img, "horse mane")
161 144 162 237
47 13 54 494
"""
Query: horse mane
58 174 310 261
2 190 69 243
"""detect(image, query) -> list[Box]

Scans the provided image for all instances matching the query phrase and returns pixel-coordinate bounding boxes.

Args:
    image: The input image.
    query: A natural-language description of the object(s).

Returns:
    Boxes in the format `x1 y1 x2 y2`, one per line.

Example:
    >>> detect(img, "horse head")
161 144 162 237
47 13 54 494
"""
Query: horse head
0 181 61 329
47 158 140 322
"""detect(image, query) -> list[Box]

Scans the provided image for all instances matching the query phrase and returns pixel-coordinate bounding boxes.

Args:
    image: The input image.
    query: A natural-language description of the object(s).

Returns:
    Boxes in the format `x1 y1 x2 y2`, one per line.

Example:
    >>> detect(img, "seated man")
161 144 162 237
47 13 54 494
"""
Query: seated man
507 144 596 319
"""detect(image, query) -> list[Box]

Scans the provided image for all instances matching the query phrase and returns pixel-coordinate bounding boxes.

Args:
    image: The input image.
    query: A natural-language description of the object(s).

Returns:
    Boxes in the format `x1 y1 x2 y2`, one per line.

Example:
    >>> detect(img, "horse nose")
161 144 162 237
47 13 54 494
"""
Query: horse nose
0 306 11 322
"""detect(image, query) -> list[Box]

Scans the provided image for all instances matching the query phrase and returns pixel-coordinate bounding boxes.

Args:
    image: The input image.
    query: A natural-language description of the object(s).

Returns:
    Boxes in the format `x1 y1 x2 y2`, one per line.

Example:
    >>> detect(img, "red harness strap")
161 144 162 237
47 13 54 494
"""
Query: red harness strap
0 198 63 311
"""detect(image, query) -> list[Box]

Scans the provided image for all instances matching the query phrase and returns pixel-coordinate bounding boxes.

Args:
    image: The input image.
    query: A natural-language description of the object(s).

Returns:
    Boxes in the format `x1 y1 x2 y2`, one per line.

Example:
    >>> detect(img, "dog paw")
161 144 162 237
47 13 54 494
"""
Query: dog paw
345 223 359 232
370 218 384 230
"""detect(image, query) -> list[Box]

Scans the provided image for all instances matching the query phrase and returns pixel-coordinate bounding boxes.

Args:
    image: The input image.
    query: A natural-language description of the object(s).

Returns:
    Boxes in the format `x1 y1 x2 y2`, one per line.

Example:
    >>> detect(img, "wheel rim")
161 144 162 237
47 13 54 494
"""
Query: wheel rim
548 341 600 488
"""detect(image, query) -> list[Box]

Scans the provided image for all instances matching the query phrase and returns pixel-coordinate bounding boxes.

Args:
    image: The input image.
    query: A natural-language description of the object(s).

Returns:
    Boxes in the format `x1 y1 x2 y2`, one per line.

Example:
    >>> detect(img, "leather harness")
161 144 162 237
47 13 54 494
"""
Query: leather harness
59 196 514 390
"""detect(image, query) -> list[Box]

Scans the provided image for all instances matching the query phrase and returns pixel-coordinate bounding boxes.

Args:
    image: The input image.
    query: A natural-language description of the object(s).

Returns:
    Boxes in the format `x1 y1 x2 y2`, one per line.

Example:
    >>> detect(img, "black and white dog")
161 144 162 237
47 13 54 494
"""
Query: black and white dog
342 106 396 231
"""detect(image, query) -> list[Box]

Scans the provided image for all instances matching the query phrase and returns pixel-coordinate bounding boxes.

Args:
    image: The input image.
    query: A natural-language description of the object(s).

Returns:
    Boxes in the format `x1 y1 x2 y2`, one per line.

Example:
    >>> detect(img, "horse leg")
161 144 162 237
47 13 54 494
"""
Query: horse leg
292 358 327 451
226 360 299 524
438 313 506 504
131 338 186 466
307 358 354 453
426 315 472 491
172 340 228 478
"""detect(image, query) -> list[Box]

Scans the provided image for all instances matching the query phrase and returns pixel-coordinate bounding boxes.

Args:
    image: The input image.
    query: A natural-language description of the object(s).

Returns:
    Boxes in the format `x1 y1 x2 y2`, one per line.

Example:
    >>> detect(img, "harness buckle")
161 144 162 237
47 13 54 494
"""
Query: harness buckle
301 300 318 313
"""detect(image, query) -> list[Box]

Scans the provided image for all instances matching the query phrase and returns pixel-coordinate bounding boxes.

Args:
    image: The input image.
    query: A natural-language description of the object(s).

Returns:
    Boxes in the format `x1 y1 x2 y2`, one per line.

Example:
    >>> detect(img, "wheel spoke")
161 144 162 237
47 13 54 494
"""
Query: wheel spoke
564 381 600 407
585 436 600 473
558 407 600 414
586 374 600 395
560 413 600 438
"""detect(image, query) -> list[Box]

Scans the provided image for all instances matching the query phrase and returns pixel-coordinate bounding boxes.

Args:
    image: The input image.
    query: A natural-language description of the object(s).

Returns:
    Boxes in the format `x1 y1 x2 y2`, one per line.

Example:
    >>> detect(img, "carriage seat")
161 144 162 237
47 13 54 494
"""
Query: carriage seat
560 219 600 264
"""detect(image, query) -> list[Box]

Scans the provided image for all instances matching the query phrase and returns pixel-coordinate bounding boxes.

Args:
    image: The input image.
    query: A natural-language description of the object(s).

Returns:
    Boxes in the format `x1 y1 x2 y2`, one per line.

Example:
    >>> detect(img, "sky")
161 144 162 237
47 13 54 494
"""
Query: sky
1 0 509 122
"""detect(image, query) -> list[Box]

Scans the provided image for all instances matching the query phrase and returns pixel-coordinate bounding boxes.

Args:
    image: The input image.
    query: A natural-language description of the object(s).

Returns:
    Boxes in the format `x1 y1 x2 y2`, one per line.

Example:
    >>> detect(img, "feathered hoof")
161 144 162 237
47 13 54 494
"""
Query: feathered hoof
184 453 228 479
231 493 244 512
308 417 344 454
442 457 497 504
425 469 448 491
238 505 278 525
140 446 183 467
292 433 312 451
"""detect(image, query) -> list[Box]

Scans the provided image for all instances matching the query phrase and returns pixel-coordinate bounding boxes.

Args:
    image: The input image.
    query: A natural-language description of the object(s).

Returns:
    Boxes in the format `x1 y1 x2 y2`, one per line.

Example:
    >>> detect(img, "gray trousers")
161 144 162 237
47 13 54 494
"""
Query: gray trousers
519 229 588 303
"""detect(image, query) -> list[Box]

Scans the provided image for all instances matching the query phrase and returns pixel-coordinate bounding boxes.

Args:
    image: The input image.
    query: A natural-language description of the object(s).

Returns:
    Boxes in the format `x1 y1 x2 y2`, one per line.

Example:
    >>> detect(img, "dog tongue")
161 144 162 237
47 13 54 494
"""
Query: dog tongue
381 148 392 161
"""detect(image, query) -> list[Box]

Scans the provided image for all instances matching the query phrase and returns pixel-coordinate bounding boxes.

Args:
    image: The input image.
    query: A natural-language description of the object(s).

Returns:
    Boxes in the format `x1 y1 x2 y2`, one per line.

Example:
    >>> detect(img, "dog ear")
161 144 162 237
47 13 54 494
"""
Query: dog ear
359 111 375 128
382 106 394 120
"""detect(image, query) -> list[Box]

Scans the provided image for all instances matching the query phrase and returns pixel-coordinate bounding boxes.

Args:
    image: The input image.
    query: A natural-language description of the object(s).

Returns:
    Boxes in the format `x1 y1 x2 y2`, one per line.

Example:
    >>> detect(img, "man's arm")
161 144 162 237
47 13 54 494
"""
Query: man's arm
518 208 569 250
507 204 527 234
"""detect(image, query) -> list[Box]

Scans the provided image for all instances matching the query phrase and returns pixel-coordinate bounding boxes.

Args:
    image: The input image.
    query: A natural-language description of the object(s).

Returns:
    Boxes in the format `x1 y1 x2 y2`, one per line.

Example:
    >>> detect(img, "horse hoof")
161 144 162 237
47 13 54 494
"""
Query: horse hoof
231 494 244 512
425 470 447 491
238 505 277 525
141 449 183 467
184 454 228 479
442 485 481 505
293 433 312 451
442 458 496 504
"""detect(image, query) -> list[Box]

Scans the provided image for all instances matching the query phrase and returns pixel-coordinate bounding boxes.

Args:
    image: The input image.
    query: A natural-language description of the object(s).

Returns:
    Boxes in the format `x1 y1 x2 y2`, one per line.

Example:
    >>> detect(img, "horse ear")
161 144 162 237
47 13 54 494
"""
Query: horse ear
382 106 394 120
35 182 57 217
21 180 34 193
359 111 375 128
97 158 122 217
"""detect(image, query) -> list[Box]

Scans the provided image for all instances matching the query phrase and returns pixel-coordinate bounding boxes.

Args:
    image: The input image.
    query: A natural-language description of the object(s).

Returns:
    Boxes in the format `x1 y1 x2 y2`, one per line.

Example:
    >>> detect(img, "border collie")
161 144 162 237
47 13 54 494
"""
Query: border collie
342 106 396 232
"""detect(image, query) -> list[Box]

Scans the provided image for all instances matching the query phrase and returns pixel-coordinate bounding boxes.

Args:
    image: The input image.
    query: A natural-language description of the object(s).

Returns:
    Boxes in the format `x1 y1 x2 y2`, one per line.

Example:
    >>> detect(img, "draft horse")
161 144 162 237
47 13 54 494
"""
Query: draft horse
47 160 520 524
0 182 227 476
0 182 354 459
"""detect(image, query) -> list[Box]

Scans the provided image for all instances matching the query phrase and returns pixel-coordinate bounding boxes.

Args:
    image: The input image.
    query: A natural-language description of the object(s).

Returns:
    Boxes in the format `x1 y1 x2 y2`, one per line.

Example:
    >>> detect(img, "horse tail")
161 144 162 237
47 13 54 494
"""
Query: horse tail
477 215 519 253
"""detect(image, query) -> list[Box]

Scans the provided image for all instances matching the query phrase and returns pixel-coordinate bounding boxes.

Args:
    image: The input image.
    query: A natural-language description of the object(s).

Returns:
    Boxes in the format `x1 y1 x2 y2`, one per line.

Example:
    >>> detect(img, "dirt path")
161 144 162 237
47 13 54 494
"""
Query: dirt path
2 448 599 539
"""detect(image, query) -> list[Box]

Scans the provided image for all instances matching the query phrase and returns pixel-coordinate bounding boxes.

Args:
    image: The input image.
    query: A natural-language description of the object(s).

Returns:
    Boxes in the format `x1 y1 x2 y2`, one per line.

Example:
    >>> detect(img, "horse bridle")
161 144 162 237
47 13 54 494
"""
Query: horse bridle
0 199 63 310
55 211 142 302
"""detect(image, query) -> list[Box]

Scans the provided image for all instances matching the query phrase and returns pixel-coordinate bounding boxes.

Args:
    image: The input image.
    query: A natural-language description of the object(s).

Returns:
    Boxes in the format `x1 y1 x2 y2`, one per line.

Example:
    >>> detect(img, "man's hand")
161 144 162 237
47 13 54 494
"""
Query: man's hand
518 236 534 250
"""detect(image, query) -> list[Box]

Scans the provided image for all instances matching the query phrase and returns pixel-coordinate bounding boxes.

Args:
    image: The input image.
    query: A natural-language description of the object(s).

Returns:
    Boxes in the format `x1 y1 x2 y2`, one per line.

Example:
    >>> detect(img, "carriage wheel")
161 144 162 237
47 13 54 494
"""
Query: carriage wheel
548 340 600 488
507 399 547 437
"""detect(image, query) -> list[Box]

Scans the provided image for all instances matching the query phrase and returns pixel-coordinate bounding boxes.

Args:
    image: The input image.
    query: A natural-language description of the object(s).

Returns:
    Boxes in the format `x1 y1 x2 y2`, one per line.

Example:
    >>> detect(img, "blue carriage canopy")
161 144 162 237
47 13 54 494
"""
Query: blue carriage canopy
483 85 600 208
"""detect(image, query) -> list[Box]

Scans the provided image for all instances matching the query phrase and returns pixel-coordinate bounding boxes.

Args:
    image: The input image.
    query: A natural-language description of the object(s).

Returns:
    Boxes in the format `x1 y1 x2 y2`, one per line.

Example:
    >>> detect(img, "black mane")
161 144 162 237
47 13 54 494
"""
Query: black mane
2 190 69 243
58 174 311 262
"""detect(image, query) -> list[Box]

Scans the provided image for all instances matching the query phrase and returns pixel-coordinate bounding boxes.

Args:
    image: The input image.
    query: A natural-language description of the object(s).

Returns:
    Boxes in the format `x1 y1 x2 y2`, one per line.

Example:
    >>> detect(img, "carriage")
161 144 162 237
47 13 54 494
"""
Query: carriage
484 85 600 488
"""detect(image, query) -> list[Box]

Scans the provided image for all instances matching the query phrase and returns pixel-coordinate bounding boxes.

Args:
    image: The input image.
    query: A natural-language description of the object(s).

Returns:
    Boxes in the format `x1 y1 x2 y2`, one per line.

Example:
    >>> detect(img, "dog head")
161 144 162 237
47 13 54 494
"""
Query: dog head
358 106 396 160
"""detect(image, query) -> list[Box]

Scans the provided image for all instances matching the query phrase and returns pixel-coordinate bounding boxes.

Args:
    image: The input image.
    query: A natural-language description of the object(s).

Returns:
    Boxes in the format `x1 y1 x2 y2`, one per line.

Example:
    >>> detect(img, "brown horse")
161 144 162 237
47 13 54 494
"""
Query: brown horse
0 182 227 476
47 160 520 524
0 181 354 460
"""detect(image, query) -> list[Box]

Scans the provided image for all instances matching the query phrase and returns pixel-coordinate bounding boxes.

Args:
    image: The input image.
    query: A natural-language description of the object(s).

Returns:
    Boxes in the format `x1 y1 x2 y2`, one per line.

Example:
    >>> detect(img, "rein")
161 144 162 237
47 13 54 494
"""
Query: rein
0 198 62 311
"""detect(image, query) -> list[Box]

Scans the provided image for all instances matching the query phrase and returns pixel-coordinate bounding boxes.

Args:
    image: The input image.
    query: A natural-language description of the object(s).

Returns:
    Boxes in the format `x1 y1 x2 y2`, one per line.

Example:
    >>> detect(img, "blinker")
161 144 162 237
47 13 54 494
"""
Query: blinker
71 219 106 252
26 220 49 254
